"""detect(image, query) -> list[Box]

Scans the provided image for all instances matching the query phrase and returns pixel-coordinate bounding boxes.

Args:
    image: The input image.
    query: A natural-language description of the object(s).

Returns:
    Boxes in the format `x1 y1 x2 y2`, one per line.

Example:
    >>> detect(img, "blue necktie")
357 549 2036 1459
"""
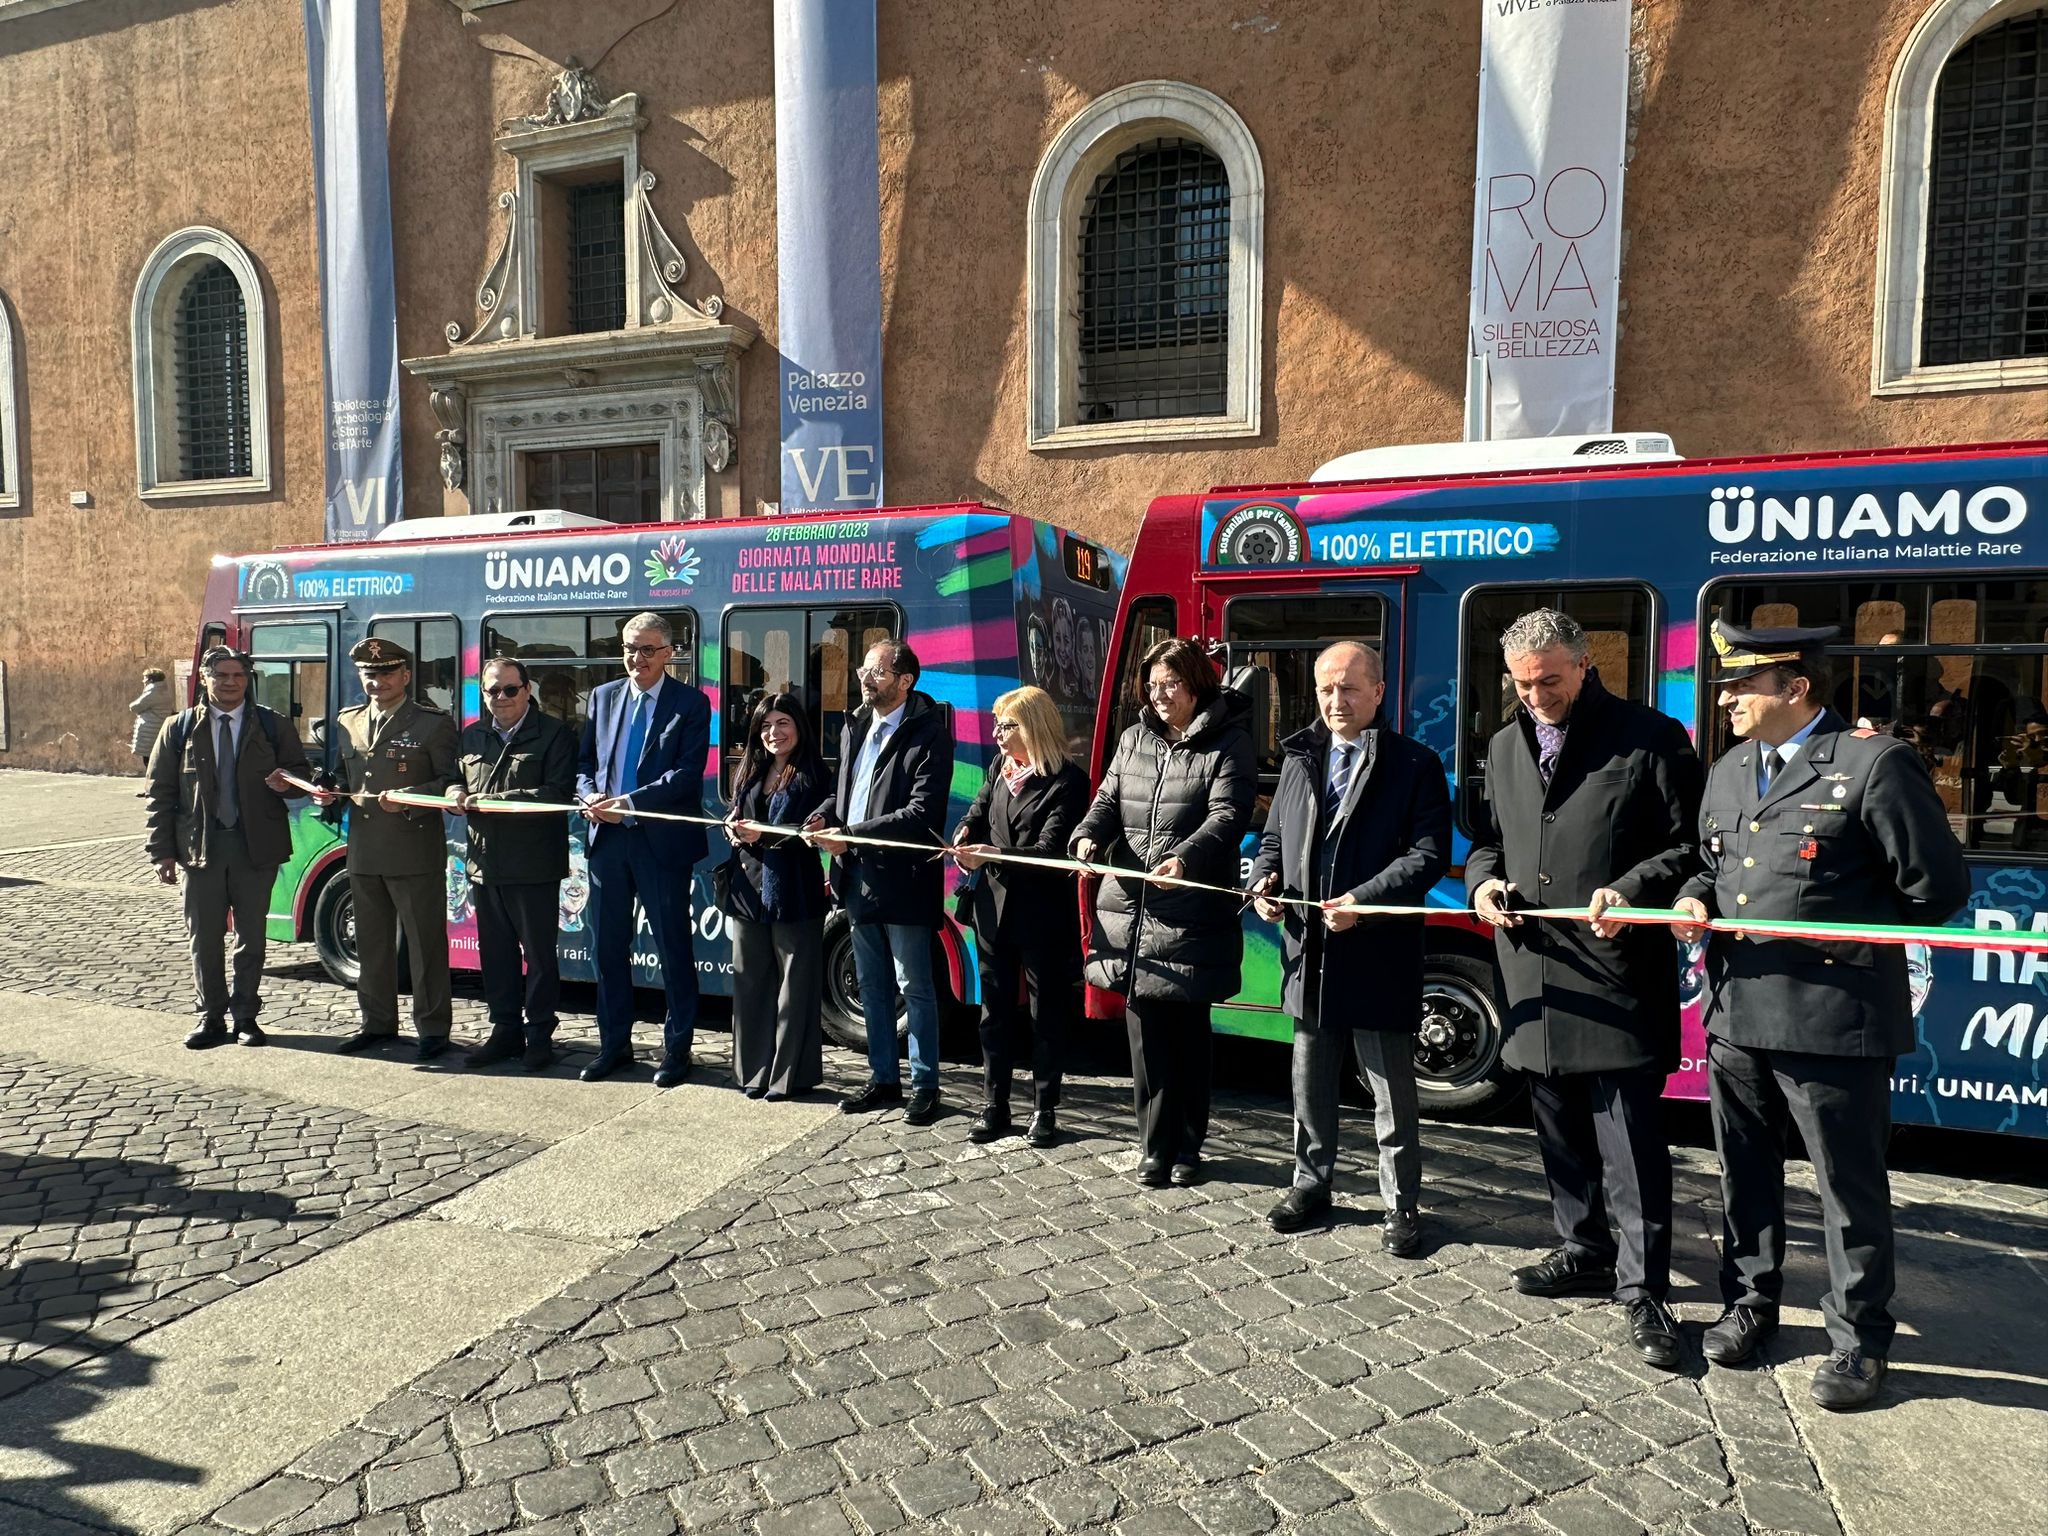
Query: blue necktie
1325 742 1355 821
621 692 651 795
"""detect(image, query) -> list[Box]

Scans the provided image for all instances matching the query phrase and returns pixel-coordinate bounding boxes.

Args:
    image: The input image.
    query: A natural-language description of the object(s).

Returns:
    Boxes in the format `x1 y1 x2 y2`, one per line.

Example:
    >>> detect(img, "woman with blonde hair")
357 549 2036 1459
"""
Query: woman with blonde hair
952 685 1090 1146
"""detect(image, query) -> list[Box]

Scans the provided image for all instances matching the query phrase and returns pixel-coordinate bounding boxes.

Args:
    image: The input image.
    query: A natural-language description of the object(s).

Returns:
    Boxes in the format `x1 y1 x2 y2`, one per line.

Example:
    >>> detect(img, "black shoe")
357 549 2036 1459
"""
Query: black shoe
968 1106 1013 1144
1026 1109 1057 1148
1136 1156 1171 1188
743 1085 767 1100
903 1089 941 1126
841 1081 903 1114
335 1030 398 1054
184 1020 229 1050
417 1036 450 1062
1169 1157 1202 1188
465 1033 522 1068
652 1055 693 1089
233 1020 267 1047
1381 1207 1424 1258
522 1039 556 1072
1268 1186 1332 1234
1626 1297 1683 1370
579 1050 635 1083
1511 1247 1618 1298
1810 1348 1886 1411
1702 1304 1779 1366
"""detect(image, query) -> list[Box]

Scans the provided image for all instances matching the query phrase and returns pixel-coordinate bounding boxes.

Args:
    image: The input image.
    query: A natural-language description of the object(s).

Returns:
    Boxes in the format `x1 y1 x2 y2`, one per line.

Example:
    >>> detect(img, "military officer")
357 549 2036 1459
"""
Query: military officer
1668 619 1968 1411
311 637 462 1059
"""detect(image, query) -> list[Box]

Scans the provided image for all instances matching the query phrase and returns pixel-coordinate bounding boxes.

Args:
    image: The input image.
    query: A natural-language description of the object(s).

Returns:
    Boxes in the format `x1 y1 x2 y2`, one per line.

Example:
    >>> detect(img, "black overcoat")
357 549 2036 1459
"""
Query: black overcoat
817 690 954 927
457 708 577 885
1248 718 1451 1031
1464 672 1703 1076
951 760 1090 952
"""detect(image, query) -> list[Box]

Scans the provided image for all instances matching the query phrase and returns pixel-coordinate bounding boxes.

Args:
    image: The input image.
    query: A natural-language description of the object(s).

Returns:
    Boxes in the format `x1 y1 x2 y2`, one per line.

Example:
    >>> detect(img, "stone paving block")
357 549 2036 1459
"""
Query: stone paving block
1424 1455 1533 1517
1362 1487 1468 1536
1525 1490 1646 1536
1738 1479 1843 1536
1255 1458 1351 1517
755 1498 856 1536
417 1484 517 1536
212 1475 324 1534
1166 1431 1262 1484
1234 1407 1332 1461
576 1492 681 1536
1492 1437 1597 1497
888 1459 983 1517
1378 1416 1479 1468
364 1451 462 1513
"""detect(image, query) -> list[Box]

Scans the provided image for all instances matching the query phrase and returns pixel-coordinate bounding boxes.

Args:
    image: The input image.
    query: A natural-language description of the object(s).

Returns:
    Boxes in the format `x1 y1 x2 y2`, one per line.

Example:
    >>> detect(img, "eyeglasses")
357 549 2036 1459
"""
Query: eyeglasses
992 720 1021 735
623 643 672 659
484 684 526 699
1145 678 1185 696
857 666 896 682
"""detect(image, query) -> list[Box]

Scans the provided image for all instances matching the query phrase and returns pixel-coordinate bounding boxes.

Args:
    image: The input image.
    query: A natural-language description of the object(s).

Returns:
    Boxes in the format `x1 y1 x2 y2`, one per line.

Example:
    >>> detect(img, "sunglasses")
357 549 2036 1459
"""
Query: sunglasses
484 684 526 699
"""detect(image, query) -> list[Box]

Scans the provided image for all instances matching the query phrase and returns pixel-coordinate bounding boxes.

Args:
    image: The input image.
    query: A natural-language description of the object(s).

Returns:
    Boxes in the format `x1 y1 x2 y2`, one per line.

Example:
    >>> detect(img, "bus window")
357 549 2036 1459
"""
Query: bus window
247 620 334 761
1225 595 1387 830
1456 585 1654 836
1107 598 1177 746
368 617 459 713
482 610 698 730
1711 578 2048 855
722 605 900 792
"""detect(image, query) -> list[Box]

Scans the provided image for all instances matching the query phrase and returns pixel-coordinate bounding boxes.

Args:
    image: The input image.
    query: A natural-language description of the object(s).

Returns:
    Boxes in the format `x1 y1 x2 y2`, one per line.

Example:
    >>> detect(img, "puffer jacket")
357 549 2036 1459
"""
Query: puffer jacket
1071 688 1256 1003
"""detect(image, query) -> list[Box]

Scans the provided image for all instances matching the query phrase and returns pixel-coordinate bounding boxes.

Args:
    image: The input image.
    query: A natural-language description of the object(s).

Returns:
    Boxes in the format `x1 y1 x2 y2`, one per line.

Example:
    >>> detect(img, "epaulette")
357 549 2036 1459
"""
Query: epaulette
1851 728 1879 738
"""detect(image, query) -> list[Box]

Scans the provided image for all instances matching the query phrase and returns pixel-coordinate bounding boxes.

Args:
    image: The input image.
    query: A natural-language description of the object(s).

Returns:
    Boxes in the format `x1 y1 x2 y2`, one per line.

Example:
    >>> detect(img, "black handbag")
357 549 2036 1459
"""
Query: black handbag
950 866 984 927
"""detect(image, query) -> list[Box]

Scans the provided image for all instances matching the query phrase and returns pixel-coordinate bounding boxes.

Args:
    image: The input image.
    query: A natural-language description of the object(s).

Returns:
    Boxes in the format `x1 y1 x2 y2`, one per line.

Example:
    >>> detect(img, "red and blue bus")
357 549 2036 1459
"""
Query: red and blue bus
191 504 1125 1049
1097 438 2048 1138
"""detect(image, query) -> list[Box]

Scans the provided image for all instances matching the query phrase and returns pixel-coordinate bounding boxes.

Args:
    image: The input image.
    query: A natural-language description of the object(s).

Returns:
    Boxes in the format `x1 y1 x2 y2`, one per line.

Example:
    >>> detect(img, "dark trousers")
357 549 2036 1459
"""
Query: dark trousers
731 915 824 1096
1292 1024 1421 1211
182 826 277 1023
588 827 697 1063
352 868 452 1038
978 935 1078 1112
1526 1065 1673 1302
1127 999 1212 1165
1708 1034 1897 1357
474 881 561 1042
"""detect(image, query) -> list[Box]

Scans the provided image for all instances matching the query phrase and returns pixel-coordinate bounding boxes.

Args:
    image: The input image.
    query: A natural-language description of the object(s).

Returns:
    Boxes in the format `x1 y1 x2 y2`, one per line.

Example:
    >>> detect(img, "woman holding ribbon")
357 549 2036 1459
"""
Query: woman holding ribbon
1071 639 1255 1187
952 685 1090 1148
723 692 832 1099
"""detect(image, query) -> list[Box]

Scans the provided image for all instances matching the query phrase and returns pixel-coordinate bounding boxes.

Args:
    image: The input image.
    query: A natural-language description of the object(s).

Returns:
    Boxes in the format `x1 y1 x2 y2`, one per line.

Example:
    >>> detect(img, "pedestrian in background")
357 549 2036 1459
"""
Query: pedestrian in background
724 691 832 1100
953 685 1089 1148
144 646 309 1047
1072 638 1254 1189
450 657 577 1073
130 667 173 774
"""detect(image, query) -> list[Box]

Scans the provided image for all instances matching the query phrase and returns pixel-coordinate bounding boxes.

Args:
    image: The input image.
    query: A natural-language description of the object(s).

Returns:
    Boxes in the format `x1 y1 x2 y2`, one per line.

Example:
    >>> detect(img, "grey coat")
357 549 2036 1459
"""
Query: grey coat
130 679 174 756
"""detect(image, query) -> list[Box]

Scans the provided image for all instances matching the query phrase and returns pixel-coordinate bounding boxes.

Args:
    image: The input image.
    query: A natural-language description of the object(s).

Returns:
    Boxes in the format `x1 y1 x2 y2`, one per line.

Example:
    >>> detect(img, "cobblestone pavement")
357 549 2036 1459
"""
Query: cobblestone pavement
0 1052 540 1398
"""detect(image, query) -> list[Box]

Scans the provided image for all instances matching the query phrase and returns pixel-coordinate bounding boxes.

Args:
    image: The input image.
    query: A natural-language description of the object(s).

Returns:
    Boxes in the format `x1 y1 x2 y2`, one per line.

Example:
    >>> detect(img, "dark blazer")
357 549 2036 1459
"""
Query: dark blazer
458 707 577 885
145 704 310 870
951 759 1090 950
576 674 712 868
726 761 833 924
1249 718 1451 1032
1072 689 1257 1004
1464 672 1703 1076
816 690 954 927
1678 708 1969 1058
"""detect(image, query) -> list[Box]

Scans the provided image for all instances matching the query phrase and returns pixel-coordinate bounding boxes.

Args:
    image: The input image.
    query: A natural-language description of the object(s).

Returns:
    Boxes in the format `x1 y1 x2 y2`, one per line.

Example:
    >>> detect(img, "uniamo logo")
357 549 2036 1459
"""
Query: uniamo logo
1707 483 2028 544
484 548 633 591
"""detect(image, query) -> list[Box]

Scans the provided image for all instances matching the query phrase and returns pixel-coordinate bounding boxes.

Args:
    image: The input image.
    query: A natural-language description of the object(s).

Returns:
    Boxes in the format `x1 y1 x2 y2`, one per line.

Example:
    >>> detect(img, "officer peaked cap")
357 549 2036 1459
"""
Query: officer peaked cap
1709 618 1837 683
349 637 412 672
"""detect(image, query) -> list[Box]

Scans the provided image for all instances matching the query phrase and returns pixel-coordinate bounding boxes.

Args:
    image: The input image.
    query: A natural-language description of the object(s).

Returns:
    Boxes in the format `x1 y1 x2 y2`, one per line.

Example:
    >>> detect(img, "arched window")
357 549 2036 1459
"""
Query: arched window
132 227 271 497
1029 82 1263 448
1875 1 2048 392
0 294 19 512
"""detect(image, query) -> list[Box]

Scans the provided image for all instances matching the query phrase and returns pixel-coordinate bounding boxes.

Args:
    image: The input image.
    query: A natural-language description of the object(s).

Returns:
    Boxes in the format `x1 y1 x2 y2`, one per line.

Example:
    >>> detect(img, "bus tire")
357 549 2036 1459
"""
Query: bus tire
1356 951 1514 1117
313 871 360 989
820 913 909 1054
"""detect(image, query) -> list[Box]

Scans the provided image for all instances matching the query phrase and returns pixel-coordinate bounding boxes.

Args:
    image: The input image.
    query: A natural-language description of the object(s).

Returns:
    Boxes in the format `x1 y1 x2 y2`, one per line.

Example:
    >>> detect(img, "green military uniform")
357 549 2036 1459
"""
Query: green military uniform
335 638 461 1041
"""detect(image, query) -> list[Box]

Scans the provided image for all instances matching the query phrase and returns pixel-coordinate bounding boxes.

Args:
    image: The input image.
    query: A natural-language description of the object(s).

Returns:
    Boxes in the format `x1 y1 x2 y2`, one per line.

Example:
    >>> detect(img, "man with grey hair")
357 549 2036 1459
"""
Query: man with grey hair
1465 607 1701 1368
1250 641 1450 1250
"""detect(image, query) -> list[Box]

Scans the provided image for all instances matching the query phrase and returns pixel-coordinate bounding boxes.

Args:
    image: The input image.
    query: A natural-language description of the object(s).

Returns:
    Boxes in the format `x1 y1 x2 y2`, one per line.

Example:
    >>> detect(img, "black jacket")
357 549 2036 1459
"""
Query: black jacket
952 759 1090 951
457 708 577 885
1249 719 1451 1031
1072 689 1256 1003
818 690 954 926
1464 672 1703 1076
726 762 833 925
1677 708 1969 1058
145 704 310 871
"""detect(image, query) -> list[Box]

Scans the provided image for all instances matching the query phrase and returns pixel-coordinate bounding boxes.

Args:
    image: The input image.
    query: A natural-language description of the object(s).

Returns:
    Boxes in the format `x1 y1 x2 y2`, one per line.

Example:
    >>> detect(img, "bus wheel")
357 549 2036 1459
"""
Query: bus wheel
313 873 360 989
1373 952 1512 1117
821 914 907 1053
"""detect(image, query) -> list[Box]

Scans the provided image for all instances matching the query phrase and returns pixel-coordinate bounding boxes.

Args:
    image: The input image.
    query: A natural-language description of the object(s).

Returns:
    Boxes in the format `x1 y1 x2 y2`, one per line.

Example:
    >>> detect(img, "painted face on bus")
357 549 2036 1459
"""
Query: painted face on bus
200 659 249 712
358 663 410 710
1147 663 1197 734
1506 644 1587 726
1314 644 1385 743
481 665 529 729
1719 668 1816 745
621 627 674 690
859 644 911 713
758 709 798 761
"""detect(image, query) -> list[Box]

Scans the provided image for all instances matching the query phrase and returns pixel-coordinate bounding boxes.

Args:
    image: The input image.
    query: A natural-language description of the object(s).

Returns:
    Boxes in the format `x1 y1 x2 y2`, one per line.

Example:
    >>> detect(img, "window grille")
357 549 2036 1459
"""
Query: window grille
568 182 627 335
174 260 252 482
1922 7 2048 367
1076 139 1230 422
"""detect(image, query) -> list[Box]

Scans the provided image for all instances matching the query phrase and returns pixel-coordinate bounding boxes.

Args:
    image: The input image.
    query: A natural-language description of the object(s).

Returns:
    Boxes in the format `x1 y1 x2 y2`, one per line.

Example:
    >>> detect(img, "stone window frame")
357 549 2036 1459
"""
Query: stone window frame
1028 80 1265 450
0 292 19 511
1873 0 2048 395
131 226 272 500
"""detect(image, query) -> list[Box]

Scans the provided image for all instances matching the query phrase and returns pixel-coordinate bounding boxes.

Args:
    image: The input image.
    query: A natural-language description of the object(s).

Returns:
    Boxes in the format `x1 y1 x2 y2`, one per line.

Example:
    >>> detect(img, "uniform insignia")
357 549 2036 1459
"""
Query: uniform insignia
1798 838 1818 861
1708 832 1724 855
1851 728 1878 738
1832 784 1848 799
1822 773 1853 781
1799 803 1845 813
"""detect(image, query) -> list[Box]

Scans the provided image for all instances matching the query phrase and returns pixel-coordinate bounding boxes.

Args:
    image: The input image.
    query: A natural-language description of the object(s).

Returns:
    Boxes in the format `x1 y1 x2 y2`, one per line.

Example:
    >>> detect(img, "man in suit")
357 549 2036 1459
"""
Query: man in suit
311 637 461 1059
805 639 954 1124
1249 642 1451 1253
145 645 311 1048
576 612 712 1085
1671 620 1968 1410
451 657 577 1073
1466 608 1702 1369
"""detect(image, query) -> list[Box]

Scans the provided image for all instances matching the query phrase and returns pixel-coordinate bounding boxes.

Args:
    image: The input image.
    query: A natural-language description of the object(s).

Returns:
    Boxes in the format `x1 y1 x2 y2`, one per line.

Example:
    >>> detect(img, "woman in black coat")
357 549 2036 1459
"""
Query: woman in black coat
1071 639 1255 1187
952 685 1090 1149
723 692 833 1099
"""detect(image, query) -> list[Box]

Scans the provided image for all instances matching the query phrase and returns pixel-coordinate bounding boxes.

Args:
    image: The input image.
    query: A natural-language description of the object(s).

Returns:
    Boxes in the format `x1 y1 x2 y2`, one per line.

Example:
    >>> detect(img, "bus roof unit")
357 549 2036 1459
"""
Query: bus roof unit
1309 432 1680 484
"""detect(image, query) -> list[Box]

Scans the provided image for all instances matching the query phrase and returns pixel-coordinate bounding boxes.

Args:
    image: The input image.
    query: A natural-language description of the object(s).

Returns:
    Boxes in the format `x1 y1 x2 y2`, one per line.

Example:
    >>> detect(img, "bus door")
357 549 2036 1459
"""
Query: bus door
241 613 344 943
1213 582 1405 1039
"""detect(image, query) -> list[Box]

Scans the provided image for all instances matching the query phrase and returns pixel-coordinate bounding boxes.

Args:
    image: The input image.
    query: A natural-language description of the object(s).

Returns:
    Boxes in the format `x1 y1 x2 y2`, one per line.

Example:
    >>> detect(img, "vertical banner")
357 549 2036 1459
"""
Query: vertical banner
1466 0 1632 441
774 0 885 512
304 0 404 541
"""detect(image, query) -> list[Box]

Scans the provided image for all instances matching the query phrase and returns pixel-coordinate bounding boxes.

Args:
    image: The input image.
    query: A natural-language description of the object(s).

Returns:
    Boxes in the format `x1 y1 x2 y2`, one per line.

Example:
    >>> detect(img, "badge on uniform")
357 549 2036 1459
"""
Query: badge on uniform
1798 837 1818 860
1832 784 1848 799
1708 832 1724 855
